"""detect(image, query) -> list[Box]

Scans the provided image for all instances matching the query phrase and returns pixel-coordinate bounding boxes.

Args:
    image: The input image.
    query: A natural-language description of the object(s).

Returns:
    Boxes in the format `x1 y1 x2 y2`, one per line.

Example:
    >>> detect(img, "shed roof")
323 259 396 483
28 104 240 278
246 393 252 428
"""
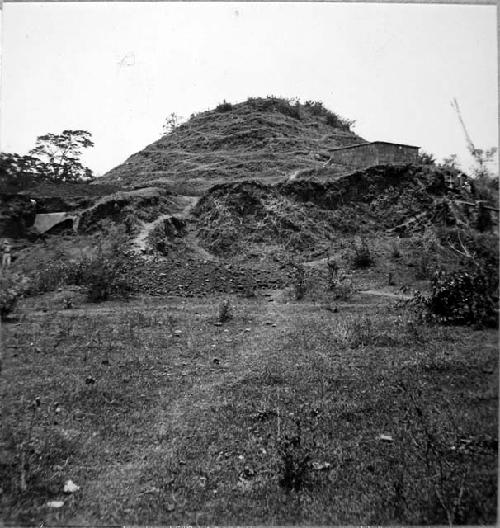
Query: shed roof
330 141 420 152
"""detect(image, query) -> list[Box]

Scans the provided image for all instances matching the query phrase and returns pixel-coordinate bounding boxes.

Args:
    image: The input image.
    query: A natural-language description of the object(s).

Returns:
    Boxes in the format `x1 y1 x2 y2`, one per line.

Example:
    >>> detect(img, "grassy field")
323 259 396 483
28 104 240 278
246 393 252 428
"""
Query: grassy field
1 287 497 525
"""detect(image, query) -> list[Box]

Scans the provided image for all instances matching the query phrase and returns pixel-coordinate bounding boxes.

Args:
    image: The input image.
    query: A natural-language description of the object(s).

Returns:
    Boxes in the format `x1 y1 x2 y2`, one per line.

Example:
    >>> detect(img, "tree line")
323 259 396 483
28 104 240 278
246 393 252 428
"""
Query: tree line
1 130 94 192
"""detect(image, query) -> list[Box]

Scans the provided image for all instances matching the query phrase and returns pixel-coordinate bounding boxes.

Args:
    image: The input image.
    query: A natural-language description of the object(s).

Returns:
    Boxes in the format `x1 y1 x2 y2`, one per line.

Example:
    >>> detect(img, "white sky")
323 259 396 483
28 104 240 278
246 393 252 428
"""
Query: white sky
1 2 498 176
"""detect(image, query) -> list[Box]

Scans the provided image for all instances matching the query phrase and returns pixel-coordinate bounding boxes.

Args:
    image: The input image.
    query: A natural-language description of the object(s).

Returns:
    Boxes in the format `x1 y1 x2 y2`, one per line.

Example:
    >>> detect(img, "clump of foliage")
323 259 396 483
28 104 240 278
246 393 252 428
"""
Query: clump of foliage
436 227 498 271
414 266 497 327
29 231 133 303
1 130 94 192
391 239 401 259
80 243 132 303
148 223 169 256
218 299 233 323
417 151 437 166
326 257 339 290
474 202 494 232
302 100 354 131
292 263 306 300
325 258 354 300
29 130 94 183
0 272 28 321
162 112 182 136
350 238 374 269
2 398 79 501
332 276 355 301
216 100 233 112
277 417 313 492
415 253 433 280
471 175 498 206
411 226 498 327
247 96 305 120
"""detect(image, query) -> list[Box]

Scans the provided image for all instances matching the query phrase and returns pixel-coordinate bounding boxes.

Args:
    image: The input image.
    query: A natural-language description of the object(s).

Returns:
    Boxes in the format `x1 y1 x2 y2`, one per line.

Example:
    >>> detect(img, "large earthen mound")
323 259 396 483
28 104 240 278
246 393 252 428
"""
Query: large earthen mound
100 97 366 190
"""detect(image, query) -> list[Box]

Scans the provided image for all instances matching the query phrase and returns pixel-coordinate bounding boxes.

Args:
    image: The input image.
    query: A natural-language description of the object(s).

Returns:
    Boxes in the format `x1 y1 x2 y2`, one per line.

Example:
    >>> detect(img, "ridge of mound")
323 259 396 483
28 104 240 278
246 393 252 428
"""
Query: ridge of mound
193 164 477 257
100 97 365 190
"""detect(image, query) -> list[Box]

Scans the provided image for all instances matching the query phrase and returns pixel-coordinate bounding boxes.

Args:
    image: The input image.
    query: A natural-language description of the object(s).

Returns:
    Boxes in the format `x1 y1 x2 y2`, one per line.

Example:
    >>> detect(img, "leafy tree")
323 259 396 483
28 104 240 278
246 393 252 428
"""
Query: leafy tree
417 151 437 166
0 153 48 191
470 147 497 178
468 147 498 206
440 154 460 171
162 113 181 136
29 129 94 183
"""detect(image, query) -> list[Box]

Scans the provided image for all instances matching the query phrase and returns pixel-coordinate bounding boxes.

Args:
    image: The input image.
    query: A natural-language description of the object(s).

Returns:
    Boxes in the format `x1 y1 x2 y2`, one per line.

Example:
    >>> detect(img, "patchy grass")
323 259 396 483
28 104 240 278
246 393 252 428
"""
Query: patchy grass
1 290 497 525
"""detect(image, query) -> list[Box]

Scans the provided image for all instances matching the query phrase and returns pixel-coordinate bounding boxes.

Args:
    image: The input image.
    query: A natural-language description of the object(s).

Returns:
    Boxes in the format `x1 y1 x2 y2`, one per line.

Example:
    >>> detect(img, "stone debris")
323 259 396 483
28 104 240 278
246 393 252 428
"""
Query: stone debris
64 480 80 494
312 461 331 471
46 501 65 508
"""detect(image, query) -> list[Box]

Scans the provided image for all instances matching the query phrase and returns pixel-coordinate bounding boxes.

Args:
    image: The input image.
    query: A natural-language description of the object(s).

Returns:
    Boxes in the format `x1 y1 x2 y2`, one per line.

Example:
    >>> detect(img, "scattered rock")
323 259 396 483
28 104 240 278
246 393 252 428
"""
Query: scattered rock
85 375 96 385
64 480 80 494
46 500 64 508
312 461 331 471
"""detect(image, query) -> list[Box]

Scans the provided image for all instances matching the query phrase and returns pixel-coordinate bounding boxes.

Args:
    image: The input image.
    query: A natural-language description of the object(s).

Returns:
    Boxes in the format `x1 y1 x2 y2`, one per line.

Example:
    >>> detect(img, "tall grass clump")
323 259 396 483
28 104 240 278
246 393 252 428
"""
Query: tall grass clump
292 263 306 300
216 100 233 112
350 238 374 269
0 272 29 321
414 266 498 328
29 232 133 303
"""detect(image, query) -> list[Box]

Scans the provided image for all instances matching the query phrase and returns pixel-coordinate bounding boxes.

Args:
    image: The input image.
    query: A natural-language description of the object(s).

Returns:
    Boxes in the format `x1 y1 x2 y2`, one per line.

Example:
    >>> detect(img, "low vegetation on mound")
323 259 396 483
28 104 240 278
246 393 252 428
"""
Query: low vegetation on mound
193 164 478 257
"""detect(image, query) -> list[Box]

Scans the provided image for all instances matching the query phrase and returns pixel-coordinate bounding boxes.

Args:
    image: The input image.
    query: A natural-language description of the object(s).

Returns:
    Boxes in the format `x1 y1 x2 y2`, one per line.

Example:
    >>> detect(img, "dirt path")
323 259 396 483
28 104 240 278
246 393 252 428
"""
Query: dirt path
132 195 200 254
359 289 412 300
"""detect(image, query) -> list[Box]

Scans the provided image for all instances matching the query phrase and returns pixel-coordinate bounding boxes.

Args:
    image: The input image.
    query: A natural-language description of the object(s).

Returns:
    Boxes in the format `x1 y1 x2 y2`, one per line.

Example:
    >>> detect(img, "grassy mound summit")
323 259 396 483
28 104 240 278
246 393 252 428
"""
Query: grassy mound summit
102 97 365 190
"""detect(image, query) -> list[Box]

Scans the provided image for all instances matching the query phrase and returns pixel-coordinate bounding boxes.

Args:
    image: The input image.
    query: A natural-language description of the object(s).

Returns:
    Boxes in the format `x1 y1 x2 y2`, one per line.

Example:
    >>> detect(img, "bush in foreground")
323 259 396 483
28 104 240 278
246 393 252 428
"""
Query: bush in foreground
350 238 374 269
80 247 131 303
0 273 28 321
28 232 133 303
414 266 498 328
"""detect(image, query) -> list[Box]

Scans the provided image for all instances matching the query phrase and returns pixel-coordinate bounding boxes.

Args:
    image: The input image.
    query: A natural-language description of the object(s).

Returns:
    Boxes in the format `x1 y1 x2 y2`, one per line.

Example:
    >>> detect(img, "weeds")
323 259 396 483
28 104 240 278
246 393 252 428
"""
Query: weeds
277 415 314 492
303 100 354 131
331 275 355 301
350 238 374 269
326 257 339 290
216 100 233 112
29 234 133 303
247 96 301 120
396 383 493 526
1 272 28 321
218 299 233 323
413 266 498 328
415 253 433 280
391 239 401 259
292 263 306 300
